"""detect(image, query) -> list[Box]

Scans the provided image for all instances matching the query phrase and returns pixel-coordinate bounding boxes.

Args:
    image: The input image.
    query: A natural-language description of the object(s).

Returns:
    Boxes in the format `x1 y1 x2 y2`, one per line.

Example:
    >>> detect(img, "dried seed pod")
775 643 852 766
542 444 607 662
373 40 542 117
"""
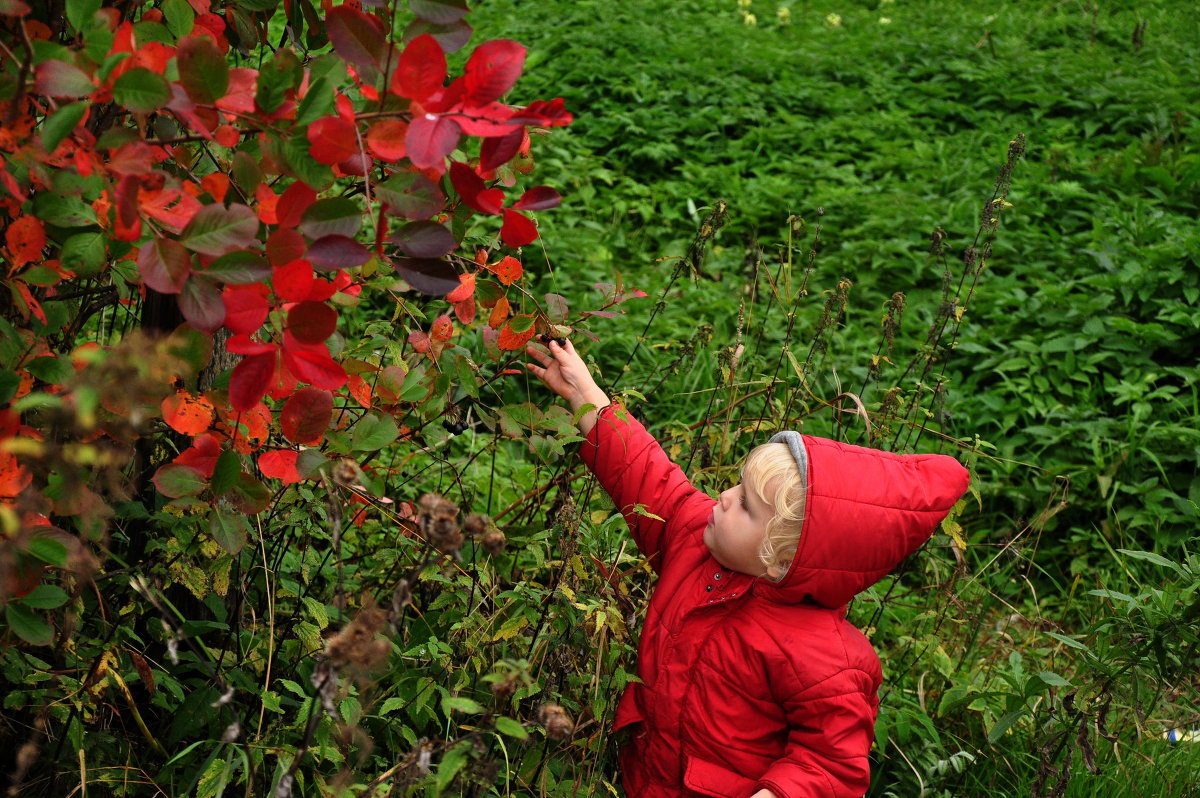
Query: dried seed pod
324 604 390 672
490 674 517 699
480 527 506 555
463 513 490 537
332 457 362 486
537 703 574 740
418 493 463 553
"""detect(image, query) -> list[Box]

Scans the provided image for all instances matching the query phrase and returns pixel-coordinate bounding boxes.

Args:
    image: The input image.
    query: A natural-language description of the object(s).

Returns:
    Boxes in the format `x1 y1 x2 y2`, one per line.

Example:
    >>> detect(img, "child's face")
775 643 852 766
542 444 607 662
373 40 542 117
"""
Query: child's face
703 479 775 577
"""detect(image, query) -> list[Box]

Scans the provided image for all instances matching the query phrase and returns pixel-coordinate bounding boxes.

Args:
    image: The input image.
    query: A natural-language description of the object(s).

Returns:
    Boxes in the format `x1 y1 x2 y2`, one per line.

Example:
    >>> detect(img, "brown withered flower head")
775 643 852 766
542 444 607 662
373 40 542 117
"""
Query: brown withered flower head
417 493 463 553
463 512 506 554
324 602 390 673
537 703 575 741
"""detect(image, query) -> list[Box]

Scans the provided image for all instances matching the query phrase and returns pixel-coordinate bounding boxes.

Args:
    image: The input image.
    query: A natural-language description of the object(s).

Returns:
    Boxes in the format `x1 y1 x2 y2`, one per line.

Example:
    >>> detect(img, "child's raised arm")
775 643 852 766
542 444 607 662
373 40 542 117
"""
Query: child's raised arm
524 338 610 435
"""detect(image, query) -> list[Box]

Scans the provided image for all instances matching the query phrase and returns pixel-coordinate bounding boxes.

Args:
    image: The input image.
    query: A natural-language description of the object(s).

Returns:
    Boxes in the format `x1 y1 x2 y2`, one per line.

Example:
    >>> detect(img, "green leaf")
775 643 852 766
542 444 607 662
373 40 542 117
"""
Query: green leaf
113 67 171 113
987 708 1024 745
66 0 102 33
239 0 281 10
209 507 250 554
493 716 528 739
180 203 260 256
60 231 107 277
0 370 18 405
441 694 484 715
278 138 334 191
211 450 241 495
41 102 87 152
161 0 195 38
435 741 469 791
1037 671 1072 688
1118 548 1185 576
294 76 334 126
256 49 299 115
298 197 363 240
231 150 262 195
351 412 399 451
32 193 97 227
25 356 73 385
153 465 208 498
20 584 69 609
26 537 68 567
224 472 270 514
177 35 226 104
1044 631 1089 651
202 251 271 284
5 603 53 646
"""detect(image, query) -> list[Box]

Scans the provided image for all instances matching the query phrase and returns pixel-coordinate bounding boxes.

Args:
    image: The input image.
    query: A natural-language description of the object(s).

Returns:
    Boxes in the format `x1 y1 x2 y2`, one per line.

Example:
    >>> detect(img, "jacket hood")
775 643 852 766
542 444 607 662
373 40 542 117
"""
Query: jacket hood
757 435 970 609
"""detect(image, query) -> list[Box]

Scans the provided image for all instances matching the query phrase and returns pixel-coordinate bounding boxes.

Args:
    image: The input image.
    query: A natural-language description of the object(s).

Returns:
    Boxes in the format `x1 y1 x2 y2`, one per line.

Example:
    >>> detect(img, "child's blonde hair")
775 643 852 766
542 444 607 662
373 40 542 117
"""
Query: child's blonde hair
742 442 807 580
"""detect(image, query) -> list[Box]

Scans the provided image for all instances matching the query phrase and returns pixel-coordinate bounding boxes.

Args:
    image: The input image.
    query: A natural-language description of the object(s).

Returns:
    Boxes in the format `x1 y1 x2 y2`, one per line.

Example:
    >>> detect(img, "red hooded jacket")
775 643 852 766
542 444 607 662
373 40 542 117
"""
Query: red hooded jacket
579 406 969 798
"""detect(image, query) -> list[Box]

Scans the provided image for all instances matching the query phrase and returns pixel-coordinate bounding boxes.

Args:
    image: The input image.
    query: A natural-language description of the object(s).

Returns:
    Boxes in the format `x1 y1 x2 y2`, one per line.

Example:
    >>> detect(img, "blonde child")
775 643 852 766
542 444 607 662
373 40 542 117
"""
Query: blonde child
526 339 969 798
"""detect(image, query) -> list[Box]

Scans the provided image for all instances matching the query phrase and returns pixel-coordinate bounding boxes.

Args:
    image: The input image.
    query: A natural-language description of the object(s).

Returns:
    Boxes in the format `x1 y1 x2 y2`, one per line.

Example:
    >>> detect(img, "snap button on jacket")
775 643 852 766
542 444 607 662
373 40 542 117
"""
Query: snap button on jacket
579 407 969 798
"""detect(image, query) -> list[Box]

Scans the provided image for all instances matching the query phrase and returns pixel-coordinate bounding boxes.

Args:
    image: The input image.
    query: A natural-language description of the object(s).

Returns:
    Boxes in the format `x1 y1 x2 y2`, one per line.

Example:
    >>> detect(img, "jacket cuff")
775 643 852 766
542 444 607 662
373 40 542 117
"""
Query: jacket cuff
579 401 624 469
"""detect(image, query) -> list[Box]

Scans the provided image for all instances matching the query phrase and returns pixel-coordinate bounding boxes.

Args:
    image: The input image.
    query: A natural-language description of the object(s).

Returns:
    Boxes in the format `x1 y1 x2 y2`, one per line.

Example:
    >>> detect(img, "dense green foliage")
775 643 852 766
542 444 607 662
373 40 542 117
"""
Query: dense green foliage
3 0 1198 796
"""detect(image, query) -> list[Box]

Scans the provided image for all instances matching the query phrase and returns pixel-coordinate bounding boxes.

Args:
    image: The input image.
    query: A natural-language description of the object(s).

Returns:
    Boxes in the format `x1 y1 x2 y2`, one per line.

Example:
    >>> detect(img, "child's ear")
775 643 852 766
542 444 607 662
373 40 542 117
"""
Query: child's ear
765 561 791 581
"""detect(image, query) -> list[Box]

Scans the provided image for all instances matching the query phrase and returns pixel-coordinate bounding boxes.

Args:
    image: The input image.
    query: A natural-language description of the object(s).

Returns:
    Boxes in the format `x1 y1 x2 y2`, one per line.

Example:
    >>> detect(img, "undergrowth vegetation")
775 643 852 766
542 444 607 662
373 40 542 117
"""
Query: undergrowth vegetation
2 0 1198 796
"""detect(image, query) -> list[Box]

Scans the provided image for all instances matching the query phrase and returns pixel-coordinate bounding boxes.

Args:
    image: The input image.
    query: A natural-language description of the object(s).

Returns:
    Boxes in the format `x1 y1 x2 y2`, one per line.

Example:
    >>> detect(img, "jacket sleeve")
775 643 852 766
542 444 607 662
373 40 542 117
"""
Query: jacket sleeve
753 670 878 798
577 404 707 573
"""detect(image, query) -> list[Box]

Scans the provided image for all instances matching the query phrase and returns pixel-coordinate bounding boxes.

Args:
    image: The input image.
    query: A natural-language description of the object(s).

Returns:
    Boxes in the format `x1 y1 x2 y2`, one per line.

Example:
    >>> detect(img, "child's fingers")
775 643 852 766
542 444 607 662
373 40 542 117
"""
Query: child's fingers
525 344 553 366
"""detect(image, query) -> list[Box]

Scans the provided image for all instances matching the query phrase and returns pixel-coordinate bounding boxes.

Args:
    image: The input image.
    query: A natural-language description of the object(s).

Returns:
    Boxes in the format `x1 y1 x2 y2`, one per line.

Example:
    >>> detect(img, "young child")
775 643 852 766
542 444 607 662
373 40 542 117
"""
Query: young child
526 339 969 798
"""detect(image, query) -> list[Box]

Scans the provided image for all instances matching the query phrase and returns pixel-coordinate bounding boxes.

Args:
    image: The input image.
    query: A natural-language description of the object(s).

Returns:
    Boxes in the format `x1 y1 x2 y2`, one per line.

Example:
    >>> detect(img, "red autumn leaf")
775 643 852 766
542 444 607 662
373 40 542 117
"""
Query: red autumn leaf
222 286 270 335
136 237 192 294
258 449 302 484
405 113 460 171
366 120 408 162
449 161 503 215
282 336 348 390
346 373 373 408
444 272 475 303
393 33 445 102
500 209 538 248
304 275 337 302
173 432 222 479
392 221 457 259
403 17 473 56
327 5 389 82
226 335 276 356
488 294 510 328
307 116 358 165
273 258 315 302
267 229 307 266
229 351 276 411
177 35 229 104
512 186 562 211
280 387 333 445
453 297 476 324
480 127 525 172
201 172 230 202
34 60 94 98
490 255 523 285
152 463 207 498
508 97 573 127
0 449 30 503
409 0 469 25
430 314 453 341
392 256 460 296
463 40 526 106
408 330 431 353
161 389 216 435
179 275 225 333
254 183 279 224
276 182 318 229
287 300 337 344
307 234 371 270
497 316 537 351
6 216 45 268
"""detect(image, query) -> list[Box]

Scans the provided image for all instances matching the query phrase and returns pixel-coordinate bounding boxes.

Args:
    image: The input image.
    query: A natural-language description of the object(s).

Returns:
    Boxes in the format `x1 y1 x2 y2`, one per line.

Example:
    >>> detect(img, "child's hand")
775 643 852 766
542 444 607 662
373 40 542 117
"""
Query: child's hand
748 791 778 798
525 337 610 434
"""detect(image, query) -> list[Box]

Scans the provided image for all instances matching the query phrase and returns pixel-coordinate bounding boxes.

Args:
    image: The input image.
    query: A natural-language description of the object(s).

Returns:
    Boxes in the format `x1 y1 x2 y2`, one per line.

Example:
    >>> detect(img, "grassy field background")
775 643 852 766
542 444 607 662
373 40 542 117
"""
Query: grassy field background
463 0 1200 794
